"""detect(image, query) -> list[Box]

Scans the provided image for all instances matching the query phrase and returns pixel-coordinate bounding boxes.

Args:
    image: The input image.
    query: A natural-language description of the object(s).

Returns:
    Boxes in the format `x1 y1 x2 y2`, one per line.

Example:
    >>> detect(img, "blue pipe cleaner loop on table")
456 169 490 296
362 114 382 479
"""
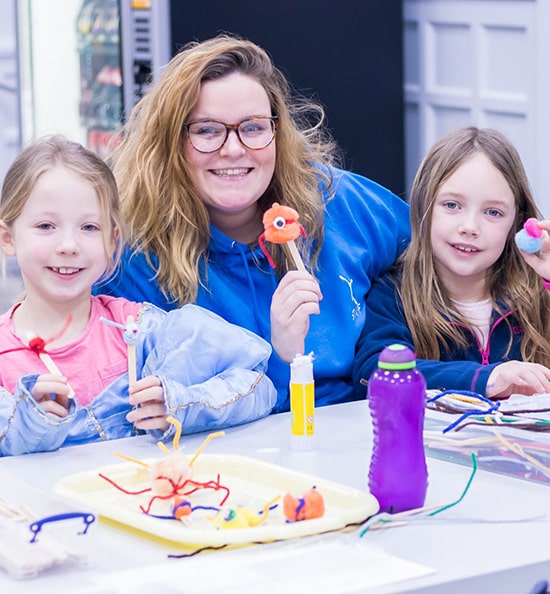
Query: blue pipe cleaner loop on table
426 390 500 433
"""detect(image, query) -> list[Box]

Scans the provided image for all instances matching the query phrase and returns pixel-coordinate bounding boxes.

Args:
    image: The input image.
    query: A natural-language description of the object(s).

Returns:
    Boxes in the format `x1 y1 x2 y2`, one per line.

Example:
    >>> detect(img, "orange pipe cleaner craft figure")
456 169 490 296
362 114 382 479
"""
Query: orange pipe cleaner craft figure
258 202 307 271
283 486 325 522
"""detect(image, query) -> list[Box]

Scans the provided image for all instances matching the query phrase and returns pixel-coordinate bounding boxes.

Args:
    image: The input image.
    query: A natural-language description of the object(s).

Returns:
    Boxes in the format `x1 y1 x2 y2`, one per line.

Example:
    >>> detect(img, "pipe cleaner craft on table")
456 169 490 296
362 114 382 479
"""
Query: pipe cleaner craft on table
423 390 550 486
283 486 325 522
97 417 326 530
100 418 230 519
54 417 380 551
515 218 543 253
258 202 307 271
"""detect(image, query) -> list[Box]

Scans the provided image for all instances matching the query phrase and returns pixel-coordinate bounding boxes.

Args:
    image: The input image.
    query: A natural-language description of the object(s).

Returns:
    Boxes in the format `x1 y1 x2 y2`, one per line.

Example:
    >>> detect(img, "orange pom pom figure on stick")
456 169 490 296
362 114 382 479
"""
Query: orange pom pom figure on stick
259 203 307 271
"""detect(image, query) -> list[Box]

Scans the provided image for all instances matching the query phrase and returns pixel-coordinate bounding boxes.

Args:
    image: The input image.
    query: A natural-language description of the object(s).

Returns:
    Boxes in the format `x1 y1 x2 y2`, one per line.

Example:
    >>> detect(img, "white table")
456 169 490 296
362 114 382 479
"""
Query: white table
1 401 549 593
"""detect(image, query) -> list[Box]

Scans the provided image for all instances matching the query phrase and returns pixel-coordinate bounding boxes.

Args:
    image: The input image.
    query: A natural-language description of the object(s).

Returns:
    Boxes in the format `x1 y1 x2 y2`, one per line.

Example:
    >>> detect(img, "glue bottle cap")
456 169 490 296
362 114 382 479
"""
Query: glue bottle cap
290 353 314 383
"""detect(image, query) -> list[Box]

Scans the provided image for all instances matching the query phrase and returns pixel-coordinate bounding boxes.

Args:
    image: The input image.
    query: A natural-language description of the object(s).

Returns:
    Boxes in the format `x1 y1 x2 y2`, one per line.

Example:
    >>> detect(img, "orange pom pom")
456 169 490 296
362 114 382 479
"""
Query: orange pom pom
283 487 324 521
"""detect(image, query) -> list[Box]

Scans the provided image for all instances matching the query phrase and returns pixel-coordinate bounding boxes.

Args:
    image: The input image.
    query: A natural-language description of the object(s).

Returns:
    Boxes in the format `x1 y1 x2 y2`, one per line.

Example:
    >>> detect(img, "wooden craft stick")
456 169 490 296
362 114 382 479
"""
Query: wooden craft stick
25 331 75 399
287 240 306 272
98 314 139 394
125 315 137 387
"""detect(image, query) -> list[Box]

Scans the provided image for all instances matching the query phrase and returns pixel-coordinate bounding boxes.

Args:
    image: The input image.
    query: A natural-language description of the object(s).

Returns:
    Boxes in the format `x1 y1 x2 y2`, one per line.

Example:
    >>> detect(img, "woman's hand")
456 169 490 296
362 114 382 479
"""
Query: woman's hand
31 374 72 417
270 270 323 362
487 361 550 399
126 375 169 432
518 219 550 280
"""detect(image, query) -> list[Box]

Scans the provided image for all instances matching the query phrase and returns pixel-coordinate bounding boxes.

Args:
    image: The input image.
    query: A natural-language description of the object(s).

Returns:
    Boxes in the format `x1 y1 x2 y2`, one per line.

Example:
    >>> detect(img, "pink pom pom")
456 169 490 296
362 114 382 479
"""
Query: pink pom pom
524 218 542 238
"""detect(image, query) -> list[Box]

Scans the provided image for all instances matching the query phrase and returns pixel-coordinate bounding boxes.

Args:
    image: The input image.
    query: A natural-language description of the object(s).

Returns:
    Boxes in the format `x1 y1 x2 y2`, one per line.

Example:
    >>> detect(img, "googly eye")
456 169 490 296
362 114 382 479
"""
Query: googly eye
273 216 286 229
224 509 237 521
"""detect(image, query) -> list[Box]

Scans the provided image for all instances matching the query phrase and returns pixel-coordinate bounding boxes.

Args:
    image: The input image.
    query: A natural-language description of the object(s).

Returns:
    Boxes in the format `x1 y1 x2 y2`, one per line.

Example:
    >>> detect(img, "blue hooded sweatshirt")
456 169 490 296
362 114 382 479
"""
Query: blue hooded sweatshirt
353 273 525 398
94 168 411 412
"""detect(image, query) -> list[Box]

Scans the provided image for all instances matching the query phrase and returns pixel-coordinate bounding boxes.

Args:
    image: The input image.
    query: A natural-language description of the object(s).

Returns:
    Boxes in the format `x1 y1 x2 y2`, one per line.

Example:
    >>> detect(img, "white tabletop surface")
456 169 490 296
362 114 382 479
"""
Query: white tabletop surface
1 400 549 593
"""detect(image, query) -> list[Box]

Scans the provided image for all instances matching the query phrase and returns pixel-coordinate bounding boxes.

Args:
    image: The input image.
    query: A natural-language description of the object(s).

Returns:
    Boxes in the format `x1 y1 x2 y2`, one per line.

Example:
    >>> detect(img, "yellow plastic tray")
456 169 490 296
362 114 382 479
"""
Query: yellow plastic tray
54 454 379 547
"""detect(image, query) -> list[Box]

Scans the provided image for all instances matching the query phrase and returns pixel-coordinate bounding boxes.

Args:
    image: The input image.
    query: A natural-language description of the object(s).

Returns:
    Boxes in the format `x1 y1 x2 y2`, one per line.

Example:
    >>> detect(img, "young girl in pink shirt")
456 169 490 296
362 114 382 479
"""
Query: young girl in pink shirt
0 135 275 456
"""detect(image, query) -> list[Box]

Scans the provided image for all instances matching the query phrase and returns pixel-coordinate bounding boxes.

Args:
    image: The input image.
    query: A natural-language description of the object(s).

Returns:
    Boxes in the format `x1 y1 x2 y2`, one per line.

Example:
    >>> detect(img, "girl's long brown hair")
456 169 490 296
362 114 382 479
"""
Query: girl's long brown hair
110 35 339 305
400 126 550 366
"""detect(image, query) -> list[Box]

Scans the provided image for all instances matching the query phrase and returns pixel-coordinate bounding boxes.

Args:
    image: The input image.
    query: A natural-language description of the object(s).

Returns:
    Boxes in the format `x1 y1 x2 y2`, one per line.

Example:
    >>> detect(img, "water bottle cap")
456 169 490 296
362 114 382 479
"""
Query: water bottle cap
378 344 416 370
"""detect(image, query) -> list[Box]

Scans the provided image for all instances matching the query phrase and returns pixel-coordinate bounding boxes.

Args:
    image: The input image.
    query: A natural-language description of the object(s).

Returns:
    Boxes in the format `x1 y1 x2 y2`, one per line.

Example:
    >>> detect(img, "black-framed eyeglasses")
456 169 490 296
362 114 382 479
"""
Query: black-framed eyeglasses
184 116 278 153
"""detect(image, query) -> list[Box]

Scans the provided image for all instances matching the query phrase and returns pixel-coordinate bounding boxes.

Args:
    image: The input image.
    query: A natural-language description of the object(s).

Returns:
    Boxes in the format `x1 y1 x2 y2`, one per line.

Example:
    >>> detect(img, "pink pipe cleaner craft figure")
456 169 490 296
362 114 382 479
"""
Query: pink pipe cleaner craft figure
515 218 543 253
258 202 307 271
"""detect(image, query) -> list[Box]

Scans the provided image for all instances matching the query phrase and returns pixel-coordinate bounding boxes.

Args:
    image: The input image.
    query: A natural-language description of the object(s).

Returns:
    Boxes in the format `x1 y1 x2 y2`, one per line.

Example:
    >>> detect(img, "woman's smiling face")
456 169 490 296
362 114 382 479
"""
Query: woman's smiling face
183 72 276 235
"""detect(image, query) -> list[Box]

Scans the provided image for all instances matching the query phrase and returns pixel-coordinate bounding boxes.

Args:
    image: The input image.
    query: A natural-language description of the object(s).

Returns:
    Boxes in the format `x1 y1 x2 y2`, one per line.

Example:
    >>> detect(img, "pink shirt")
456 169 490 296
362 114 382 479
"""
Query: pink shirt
0 295 143 406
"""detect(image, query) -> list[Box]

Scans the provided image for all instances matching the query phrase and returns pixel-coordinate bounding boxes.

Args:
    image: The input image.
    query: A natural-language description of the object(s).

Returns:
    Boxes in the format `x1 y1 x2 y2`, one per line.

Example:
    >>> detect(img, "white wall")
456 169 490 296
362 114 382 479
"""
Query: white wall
18 0 85 145
404 0 550 216
0 0 20 186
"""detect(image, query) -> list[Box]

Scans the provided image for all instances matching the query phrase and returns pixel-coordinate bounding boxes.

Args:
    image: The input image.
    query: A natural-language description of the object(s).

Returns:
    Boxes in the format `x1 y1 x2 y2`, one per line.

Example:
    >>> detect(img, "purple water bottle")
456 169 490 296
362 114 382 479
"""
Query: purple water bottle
367 344 428 513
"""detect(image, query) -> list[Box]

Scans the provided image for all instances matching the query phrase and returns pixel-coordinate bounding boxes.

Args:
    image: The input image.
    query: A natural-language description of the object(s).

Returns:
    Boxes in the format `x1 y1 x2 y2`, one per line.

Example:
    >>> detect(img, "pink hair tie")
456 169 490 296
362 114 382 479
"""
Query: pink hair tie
542 278 550 291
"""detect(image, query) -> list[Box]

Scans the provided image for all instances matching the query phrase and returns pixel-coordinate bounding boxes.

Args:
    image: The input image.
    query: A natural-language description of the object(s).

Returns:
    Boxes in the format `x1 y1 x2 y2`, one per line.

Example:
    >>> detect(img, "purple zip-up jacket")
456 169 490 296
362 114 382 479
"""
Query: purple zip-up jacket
353 273 524 398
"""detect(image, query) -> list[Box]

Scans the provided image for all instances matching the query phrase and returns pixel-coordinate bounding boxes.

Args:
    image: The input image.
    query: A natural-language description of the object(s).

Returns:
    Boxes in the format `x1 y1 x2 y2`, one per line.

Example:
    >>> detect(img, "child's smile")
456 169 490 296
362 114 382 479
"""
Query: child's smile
431 152 515 300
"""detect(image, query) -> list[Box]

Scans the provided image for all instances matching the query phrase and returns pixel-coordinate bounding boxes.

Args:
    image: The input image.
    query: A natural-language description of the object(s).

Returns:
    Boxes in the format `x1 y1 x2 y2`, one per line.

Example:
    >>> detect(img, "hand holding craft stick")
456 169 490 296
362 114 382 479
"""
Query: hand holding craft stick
258 202 307 271
25 330 75 399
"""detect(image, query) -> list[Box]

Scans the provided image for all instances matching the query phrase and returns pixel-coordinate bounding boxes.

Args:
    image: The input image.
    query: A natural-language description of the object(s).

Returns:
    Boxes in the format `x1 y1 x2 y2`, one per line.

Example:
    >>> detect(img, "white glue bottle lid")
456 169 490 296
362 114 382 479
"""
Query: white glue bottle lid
290 353 316 451
290 353 314 383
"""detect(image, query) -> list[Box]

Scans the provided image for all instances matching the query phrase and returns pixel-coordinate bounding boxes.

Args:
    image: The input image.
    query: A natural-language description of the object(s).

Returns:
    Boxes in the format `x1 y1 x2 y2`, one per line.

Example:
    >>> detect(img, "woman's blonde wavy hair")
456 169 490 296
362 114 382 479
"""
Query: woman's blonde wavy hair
399 126 550 366
110 34 338 306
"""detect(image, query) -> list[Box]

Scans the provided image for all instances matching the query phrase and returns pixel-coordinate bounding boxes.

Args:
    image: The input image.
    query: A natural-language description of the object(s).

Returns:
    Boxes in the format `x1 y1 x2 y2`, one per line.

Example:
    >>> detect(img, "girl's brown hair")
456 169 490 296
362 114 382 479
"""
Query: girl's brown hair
400 126 550 366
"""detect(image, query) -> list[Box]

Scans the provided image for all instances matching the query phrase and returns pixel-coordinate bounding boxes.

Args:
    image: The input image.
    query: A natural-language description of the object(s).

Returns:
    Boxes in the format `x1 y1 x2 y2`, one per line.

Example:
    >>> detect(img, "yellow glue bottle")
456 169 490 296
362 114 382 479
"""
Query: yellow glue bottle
290 353 315 450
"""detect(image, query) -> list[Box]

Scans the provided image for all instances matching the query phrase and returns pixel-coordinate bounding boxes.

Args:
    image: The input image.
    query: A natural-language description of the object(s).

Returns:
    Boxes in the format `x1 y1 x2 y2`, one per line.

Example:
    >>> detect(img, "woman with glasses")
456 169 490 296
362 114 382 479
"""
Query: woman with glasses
94 35 410 413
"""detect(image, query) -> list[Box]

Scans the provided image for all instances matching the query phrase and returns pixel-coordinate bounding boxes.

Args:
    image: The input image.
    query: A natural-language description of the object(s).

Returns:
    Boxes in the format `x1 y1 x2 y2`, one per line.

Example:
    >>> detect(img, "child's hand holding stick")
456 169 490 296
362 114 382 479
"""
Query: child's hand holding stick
25 330 75 399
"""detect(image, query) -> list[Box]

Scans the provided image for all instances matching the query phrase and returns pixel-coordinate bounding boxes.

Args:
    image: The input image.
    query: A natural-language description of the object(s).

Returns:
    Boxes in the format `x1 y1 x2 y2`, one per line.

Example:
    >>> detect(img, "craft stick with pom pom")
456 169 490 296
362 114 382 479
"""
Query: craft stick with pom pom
25 315 75 399
259 202 307 271
124 315 138 386
100 315 139 388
